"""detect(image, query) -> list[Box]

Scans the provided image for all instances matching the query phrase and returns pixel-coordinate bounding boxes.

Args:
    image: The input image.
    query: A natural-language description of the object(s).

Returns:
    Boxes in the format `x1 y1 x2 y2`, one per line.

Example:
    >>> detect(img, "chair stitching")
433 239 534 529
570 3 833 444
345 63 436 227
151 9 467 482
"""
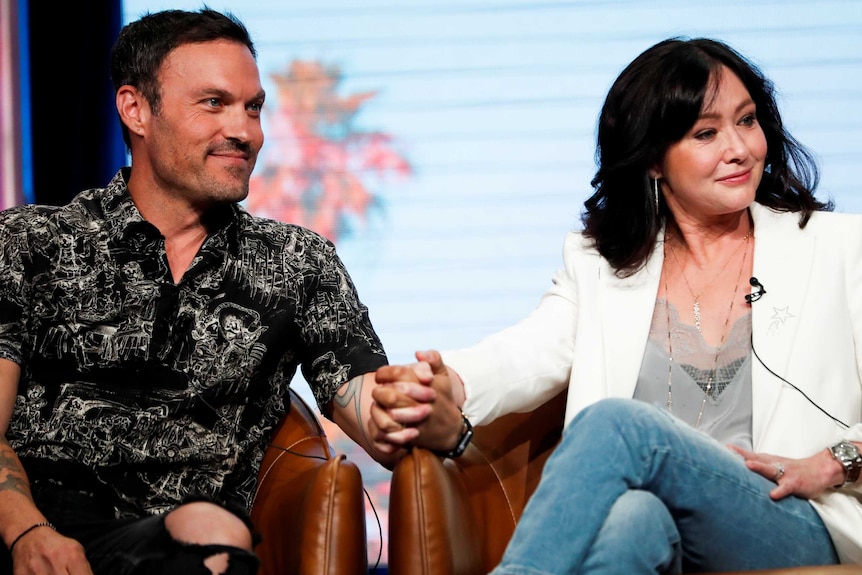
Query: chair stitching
416 455 431 574
322 456 339 573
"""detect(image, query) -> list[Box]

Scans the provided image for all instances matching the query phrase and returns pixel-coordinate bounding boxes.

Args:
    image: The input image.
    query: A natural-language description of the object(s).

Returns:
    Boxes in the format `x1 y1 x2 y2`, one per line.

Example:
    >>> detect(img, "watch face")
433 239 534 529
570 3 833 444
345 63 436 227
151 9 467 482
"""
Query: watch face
834 442 861 460
831 442 862 486
836 444 853 459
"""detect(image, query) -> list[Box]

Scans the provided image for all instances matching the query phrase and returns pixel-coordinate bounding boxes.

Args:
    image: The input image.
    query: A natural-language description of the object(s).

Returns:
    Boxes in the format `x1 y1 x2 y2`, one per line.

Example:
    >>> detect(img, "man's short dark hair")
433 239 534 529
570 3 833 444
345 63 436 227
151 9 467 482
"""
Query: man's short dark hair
110 7 256 147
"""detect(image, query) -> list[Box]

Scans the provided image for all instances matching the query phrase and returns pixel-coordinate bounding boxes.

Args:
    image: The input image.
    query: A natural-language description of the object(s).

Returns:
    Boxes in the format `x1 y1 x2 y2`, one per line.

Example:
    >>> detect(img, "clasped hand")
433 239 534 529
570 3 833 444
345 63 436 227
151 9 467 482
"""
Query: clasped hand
370 350 464 455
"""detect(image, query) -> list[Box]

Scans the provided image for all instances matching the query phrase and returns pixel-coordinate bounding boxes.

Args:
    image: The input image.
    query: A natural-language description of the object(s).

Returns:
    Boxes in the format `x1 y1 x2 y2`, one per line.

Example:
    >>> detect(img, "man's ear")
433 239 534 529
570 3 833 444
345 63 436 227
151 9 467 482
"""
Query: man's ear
116 85 149 137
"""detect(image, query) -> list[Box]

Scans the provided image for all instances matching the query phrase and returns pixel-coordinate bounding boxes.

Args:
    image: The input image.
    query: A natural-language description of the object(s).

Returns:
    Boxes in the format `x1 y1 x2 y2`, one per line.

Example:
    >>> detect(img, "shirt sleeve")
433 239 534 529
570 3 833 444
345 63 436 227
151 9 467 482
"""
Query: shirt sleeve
297 235 387 413
0 208 36 365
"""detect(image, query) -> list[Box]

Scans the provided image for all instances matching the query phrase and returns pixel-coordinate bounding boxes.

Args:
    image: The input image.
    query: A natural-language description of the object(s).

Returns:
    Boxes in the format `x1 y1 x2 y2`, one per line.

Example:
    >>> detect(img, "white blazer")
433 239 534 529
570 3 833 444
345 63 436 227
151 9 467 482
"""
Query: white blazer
444 202 862 563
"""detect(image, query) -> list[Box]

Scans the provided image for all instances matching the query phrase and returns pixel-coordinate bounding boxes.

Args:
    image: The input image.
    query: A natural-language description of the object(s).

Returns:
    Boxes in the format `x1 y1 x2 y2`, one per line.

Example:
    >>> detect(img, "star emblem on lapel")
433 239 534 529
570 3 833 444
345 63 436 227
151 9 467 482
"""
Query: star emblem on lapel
767 306 796 335
770 306 795 325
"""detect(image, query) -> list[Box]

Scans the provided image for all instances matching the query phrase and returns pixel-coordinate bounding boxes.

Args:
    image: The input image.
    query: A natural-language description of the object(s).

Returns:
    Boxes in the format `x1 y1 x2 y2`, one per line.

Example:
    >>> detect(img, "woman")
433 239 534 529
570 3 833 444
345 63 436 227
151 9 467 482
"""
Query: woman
372 37 862 573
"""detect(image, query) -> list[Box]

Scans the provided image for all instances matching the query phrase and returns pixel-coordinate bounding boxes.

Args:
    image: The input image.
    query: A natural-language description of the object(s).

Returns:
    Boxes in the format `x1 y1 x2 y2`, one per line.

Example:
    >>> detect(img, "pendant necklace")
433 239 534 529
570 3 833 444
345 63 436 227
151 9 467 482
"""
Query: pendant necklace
667 232 750 333
663 233 749 428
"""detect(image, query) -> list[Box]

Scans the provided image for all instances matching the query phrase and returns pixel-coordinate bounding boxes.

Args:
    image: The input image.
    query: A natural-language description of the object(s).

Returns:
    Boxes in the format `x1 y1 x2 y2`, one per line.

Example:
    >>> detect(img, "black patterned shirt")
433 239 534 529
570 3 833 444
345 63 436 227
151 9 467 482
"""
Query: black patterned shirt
0 168 387 517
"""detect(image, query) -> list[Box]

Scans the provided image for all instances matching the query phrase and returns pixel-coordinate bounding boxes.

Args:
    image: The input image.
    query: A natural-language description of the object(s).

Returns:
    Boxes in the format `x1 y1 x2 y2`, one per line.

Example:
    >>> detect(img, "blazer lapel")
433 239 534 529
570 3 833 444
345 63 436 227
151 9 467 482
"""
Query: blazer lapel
601 237 664 398
748 203 814 448
594 205 813 444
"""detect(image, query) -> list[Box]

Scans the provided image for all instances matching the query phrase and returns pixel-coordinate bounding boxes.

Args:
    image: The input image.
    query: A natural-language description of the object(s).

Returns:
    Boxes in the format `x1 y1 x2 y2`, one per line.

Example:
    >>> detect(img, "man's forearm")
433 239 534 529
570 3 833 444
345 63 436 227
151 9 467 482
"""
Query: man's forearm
0 436 48 548
332 373 408 469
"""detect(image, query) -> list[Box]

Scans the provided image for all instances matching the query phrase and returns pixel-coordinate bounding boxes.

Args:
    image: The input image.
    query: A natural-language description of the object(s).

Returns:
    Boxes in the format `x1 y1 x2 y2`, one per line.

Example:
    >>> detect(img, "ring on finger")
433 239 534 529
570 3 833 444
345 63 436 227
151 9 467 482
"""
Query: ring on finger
773 462 785 481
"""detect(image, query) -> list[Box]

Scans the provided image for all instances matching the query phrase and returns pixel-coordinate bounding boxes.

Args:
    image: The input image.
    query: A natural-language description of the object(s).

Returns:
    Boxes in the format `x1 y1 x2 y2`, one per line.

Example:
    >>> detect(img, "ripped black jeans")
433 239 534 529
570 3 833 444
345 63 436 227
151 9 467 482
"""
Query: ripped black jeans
0 469 259 575
76 513 259 575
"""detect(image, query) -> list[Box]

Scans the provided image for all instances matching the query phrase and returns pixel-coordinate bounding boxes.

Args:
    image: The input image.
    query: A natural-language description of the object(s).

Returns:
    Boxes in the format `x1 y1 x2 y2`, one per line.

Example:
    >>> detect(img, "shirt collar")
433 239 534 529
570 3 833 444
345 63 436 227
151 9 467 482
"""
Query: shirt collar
97 168 244 254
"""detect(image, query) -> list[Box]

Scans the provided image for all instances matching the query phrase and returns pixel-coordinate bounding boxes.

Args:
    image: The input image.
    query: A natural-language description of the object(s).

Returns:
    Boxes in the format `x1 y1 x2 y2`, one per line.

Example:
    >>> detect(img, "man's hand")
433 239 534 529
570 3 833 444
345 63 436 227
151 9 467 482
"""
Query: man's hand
11 526 93 575
371 350 465 454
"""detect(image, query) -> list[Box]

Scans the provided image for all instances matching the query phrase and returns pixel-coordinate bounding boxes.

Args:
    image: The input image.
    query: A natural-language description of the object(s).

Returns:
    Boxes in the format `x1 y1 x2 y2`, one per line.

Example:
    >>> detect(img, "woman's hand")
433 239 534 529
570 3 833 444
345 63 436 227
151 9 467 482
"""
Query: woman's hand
368 360 434 452
729 445 845 500
371 350 464 454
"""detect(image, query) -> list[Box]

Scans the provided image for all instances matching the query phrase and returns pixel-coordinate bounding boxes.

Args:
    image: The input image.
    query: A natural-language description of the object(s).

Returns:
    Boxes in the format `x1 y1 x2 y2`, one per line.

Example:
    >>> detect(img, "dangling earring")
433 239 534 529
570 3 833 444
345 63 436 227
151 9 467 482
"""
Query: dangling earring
652 177 660 213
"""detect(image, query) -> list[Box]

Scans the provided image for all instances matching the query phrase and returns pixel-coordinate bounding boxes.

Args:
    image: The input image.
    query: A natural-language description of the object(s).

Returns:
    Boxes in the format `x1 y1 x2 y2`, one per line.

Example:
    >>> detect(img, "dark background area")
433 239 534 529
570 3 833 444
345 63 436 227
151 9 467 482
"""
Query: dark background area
29 0 124 205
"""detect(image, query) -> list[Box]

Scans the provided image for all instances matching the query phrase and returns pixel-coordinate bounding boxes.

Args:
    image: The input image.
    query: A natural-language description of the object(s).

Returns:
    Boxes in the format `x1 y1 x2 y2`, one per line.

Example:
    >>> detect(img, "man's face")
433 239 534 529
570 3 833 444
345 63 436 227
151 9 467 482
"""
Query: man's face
144 40 266 206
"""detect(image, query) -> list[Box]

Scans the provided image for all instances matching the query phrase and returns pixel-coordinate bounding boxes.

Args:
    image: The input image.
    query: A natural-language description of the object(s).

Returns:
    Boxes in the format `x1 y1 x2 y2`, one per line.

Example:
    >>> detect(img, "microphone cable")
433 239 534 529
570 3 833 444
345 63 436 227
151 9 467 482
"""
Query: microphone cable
750 335 849 430
745 276 850 430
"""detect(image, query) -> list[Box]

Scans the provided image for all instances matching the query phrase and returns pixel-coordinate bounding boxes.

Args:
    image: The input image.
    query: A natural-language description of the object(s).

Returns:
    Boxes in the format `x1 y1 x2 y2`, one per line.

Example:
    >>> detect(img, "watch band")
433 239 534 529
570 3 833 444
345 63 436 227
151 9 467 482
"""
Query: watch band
437 410 473 459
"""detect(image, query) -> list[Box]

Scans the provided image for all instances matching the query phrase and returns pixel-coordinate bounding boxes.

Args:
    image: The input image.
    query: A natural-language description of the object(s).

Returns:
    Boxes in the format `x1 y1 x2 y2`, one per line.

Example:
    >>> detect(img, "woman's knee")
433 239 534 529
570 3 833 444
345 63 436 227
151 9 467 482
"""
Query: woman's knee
604 490 676 536
587 490 681 573
165 501 254 551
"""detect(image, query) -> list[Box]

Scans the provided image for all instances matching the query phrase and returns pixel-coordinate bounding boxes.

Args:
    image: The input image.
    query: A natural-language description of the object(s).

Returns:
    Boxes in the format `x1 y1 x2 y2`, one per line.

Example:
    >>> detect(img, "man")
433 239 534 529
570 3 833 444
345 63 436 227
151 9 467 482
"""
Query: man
0 8 396 574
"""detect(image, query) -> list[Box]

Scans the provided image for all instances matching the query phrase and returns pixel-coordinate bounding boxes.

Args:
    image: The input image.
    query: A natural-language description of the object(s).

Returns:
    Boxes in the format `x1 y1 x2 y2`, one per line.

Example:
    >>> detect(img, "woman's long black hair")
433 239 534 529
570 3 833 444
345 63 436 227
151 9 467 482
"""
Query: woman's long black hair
582 37 831 277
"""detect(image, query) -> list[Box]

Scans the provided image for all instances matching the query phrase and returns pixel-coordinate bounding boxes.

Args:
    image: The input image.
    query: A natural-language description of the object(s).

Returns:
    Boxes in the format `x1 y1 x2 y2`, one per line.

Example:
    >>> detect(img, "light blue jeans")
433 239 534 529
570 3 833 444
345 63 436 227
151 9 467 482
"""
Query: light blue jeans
489 398 838 575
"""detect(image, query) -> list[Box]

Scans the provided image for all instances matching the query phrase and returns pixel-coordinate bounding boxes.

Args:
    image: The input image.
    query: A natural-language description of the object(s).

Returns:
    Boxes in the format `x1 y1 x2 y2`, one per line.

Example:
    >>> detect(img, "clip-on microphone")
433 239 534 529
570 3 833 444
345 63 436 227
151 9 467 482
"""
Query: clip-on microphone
745 277 766 304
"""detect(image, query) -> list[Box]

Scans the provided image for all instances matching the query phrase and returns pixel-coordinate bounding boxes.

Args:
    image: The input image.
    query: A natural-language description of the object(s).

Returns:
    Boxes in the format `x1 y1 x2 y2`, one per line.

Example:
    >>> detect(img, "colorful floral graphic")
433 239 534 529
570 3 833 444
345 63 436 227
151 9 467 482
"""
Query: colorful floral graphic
248 60 411 242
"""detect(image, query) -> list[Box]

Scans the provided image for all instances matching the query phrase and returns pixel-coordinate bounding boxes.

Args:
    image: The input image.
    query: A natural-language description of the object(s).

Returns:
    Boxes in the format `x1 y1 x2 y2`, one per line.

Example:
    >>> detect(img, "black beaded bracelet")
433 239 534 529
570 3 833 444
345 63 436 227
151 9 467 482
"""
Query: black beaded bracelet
8 522 55 553
435 410 474 459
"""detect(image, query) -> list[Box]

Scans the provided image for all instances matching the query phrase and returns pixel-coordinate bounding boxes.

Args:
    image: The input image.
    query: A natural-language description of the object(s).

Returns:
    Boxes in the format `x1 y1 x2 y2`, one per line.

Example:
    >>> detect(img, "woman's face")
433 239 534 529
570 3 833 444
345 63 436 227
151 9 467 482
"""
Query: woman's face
653 66 766 225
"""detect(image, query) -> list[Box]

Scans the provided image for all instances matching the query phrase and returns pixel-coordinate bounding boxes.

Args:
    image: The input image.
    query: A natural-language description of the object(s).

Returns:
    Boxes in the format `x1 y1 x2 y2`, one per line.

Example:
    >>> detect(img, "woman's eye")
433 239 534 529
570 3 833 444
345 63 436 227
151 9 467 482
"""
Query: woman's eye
694 129 715 141
740 114 757 127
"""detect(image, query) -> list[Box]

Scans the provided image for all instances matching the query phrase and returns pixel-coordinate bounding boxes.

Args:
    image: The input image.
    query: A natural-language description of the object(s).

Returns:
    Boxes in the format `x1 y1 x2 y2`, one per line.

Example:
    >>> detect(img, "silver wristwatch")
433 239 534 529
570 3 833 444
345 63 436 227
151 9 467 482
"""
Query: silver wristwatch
828 440 862 487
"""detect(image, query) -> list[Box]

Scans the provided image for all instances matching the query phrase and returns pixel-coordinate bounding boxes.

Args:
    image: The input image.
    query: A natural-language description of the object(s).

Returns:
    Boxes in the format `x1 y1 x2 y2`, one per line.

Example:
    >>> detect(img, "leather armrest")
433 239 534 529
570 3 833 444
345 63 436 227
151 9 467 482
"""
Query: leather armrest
251 390 367 575
388 391 567 575
253 453 366 575
389 447 487 575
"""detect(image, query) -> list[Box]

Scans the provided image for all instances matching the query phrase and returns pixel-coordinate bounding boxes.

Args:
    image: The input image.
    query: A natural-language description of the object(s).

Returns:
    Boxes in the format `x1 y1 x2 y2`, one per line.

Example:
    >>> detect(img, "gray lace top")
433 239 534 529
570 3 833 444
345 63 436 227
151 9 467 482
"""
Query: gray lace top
634 299 753 449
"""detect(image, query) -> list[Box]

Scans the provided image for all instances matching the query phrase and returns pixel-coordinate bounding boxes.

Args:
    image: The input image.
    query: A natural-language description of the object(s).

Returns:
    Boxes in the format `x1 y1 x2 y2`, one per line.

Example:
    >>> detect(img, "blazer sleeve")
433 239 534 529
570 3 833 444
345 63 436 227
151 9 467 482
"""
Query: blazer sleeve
442 232 584 425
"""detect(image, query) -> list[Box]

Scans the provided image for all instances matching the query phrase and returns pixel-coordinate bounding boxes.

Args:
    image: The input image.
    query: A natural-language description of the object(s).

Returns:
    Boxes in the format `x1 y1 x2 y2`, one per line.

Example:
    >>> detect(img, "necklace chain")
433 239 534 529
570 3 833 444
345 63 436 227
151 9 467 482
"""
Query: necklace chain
663 233 750 428
668 232 750 333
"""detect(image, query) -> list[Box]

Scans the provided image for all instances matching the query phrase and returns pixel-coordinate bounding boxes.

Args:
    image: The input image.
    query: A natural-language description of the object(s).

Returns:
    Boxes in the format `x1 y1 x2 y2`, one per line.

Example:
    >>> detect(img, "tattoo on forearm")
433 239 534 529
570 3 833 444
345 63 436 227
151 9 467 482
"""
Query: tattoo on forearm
0 438 31 497
334 375 372 447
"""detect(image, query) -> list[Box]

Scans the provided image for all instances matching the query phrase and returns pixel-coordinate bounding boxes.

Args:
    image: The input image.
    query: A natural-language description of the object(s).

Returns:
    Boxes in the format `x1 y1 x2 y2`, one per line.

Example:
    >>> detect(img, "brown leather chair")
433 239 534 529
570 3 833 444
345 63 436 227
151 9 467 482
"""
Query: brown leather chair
251 388 367 575
387 390 862 575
